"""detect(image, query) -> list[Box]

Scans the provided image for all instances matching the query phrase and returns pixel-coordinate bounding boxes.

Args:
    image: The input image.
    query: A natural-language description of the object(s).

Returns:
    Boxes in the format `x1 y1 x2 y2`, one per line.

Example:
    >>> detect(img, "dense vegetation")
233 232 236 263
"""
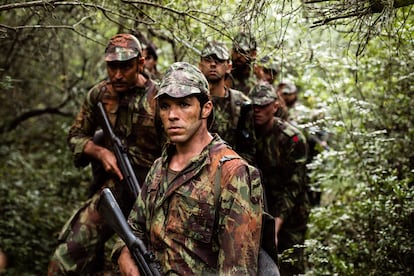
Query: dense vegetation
0 0 413 274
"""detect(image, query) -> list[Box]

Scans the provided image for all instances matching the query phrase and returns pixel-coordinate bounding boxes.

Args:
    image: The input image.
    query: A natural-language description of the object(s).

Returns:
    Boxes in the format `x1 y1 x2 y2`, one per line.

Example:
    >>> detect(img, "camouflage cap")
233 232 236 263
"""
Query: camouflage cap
257 55 280 72
105 34 142 62
249 82 278 106
279 80 298 94
233 32 257 52
156 62 210 98
201 41 230 61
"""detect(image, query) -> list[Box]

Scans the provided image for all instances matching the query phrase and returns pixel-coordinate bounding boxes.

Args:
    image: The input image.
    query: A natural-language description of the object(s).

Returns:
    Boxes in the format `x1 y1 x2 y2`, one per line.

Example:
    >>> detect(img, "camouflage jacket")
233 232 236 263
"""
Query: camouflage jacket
210 88 256 164
256 117 310 229
68 78 163 180
117 134 263 275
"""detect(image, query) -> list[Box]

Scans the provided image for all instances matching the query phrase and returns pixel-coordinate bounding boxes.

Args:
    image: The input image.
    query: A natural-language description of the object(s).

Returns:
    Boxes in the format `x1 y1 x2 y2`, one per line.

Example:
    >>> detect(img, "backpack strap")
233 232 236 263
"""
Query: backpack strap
228 88 251 130
213 155 241 209
212 154 243 235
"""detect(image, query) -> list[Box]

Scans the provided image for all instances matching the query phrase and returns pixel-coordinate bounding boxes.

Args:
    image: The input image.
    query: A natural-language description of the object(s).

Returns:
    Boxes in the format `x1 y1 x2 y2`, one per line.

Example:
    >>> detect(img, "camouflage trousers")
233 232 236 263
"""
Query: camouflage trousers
48 179 134 275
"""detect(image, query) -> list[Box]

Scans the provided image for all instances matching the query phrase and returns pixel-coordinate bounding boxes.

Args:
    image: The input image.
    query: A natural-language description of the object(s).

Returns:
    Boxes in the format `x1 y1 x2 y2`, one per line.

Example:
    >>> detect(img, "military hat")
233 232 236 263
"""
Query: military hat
156 62 210 99
257 55 280 72
249 82 278 106
105 34 142 62
233 32 257 52
279 80 297 94
201 41 230 61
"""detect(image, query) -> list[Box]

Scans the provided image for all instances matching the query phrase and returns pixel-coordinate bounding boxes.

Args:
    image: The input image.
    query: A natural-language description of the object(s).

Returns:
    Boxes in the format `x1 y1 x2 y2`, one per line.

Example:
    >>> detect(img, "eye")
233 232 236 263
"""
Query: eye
179 101 190 108
159 102 170 110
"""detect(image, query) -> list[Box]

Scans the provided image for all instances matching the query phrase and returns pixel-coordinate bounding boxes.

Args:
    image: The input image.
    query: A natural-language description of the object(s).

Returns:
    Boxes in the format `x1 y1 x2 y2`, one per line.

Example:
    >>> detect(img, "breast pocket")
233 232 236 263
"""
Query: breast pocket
166 191 216 244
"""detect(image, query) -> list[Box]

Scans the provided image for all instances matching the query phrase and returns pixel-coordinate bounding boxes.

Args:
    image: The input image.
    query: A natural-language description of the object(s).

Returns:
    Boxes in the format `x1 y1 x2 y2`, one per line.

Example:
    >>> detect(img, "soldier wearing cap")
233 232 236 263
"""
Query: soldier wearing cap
48 33 163 275
114 62 263 275
143 41 163 83
226 32 258 95
254 55 280 85
198 40 256 163
251 82 310 276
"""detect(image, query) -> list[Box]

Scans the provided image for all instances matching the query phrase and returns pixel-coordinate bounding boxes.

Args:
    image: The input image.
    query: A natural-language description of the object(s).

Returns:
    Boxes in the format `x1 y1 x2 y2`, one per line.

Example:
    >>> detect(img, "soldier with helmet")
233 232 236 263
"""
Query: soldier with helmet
250 82 310 276
48 33 163 274
114 62 264 275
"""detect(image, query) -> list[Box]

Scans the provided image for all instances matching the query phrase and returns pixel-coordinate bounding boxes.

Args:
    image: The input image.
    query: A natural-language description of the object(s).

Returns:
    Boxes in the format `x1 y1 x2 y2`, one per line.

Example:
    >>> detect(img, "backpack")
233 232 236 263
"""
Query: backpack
210 146 280 276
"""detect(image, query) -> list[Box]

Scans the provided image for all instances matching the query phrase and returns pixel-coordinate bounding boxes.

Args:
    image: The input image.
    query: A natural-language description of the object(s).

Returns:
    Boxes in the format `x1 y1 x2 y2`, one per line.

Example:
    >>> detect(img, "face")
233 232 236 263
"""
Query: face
199 55 231 83
253 101 278 127
106 57 144 93
143 49 157 72
281 92 297 107
158 95 212 145
231 48 256 67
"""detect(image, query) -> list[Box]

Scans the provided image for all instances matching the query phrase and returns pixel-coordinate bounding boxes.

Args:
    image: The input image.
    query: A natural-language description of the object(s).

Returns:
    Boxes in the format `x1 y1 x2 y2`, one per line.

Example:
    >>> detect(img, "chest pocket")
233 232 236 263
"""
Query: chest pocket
165 179 216 244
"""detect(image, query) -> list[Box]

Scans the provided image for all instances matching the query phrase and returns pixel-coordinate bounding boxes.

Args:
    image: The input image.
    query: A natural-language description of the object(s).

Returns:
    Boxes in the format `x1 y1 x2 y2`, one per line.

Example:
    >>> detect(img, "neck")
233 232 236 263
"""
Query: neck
136 73 148 88
209 80 227 97
256 117 274 137
170 128 213 171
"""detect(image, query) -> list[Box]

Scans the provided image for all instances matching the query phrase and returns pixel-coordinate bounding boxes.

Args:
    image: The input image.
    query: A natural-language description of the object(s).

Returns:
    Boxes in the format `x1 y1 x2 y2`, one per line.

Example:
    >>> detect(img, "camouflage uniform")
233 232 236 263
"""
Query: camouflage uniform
113 62 264 275
210 89 256 163
199 40 256 163
251 83 310 276
48 34 163 275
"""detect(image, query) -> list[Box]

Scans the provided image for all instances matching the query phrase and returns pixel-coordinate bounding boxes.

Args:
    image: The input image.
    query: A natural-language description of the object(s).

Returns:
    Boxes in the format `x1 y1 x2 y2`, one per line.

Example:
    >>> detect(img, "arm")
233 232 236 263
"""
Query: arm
218 163 263 275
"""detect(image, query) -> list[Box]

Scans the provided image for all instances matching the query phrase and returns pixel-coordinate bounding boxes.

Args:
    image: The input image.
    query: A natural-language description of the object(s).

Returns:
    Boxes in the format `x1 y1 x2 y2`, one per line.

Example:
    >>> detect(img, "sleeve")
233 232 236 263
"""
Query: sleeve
217 162 263 275
67 86 100 167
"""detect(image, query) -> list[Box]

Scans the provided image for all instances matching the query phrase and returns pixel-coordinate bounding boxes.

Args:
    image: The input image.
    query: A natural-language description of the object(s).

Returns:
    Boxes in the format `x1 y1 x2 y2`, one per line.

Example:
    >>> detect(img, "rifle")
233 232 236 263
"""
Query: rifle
97 101 140 198
99 188 162 276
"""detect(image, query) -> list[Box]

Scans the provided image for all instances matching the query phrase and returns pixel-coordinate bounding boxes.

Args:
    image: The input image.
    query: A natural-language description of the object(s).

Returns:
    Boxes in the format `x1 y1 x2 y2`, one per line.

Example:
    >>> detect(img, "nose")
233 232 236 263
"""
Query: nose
167 105 179 120
113 68 123 79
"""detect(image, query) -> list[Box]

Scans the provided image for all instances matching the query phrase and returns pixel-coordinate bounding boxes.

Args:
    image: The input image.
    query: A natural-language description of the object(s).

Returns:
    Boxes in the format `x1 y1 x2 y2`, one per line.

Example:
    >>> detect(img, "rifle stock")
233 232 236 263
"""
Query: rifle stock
97 101 140 198
99 188 162 276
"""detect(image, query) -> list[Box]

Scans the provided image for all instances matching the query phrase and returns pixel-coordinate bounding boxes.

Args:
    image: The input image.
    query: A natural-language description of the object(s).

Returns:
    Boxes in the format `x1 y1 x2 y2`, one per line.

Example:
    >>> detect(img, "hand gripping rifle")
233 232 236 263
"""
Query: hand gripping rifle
97 101 140 198
99 188 162 276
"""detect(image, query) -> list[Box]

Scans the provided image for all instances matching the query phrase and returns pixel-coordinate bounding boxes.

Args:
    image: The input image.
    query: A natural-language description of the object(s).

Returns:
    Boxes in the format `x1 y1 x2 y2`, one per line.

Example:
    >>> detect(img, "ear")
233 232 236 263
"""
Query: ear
225 61 232 74
201 100 213 119
136 56 145 72
272 100 280 113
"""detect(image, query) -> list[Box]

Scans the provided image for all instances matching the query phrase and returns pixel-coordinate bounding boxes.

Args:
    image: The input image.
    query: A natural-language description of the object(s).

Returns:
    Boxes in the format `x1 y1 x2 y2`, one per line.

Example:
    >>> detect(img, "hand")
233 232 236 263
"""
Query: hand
98 147 123 180
118 247 140 276
84 140 123 180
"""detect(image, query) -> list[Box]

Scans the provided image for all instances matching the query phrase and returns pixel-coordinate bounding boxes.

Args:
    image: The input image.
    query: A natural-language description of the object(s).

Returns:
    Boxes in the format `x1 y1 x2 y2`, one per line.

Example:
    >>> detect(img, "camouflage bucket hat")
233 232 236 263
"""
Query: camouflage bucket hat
233 32 257 52
156 62 210 98
249 82 278 106
201 41 230 60
105 34 142 61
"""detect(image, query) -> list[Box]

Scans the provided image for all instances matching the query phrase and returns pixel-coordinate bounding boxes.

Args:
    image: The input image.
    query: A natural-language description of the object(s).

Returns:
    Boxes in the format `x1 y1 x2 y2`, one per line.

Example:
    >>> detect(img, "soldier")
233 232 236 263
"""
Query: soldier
48 33 163 274
143 41 163 83
198 40 256 163
114 62 263 275
253 55 280 86
251 82 310 276
278 80 329 205
226 32 257 95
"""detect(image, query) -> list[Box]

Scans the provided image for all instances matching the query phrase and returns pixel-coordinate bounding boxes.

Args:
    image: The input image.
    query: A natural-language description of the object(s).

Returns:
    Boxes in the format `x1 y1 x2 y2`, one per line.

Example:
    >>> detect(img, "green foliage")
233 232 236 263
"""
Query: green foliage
0 117 90 274
305 7 414 275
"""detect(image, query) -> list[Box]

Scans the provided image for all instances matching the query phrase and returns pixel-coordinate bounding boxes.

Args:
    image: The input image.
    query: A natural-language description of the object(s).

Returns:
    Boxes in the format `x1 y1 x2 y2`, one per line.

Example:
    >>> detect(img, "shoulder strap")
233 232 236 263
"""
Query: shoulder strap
213 155 241 208
228 89 250 130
